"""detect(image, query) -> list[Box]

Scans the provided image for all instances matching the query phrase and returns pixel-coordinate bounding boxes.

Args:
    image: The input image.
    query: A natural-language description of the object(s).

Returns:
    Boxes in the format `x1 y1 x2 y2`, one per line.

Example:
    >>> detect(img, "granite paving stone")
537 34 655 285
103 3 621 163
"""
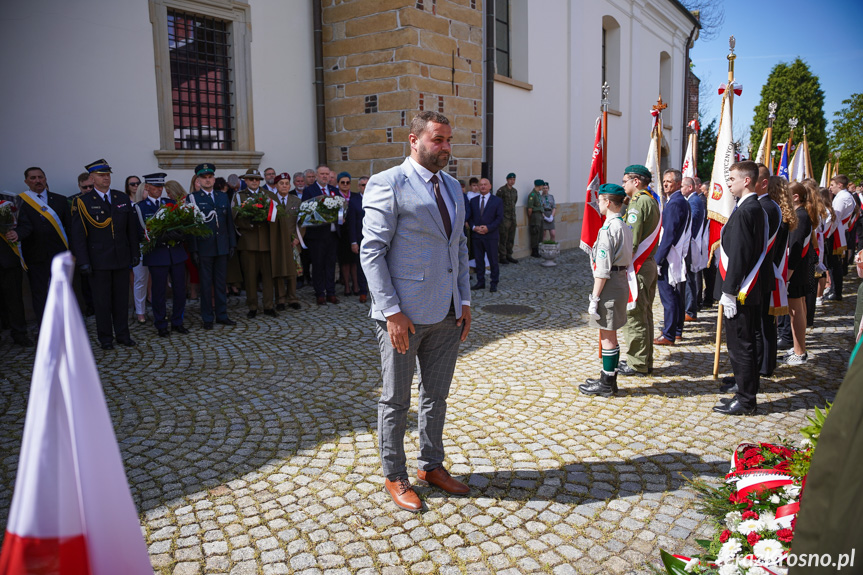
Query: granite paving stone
0 248 853 573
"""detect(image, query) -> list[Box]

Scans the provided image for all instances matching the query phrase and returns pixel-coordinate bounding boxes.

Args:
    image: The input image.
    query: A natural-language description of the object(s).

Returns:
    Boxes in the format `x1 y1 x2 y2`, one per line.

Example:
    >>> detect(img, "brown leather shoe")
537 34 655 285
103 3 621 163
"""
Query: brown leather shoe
684 314 695 322
327 295 339 304
359 294 367 303
316 296 326 305
417 467 470 495
384 478 423 512
653 335 675 346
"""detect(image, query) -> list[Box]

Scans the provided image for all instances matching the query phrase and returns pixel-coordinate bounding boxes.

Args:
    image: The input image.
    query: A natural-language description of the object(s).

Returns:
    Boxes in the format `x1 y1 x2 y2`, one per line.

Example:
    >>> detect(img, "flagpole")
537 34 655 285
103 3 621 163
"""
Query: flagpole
600 83 609 360
803 127 812 179
765 102 777 172
714 35 736 380
787 117 798 173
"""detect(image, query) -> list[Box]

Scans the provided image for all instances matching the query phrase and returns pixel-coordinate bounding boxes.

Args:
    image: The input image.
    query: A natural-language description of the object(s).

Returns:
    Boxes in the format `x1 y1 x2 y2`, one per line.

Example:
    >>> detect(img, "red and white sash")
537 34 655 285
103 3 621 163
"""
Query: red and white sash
718 208 770 305
770 242 789 316
625 214 662 310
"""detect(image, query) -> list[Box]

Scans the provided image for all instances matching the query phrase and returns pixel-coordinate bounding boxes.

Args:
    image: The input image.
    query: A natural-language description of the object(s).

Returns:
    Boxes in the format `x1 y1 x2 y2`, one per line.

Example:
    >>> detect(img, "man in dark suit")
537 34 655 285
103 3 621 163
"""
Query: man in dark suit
69 159 139 350
347 181 368 303
682 177 705 320
301 164 340 305
755 163 782 377
135 173 189 337
713 161 767 416
468 178 504 292
654 169 691 345
187 163 236 330
15 167 72 321
0 193 31 346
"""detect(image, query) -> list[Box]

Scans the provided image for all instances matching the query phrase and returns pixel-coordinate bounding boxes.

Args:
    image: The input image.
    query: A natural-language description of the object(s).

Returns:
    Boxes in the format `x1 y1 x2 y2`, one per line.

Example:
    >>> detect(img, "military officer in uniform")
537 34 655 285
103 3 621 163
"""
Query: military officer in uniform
527 179 544 257
618 165 661 377
69 159 139 350
187 163 236 330
0 193 31 346
15 166 72 321
270 172 302 311
135 173 189 337
495 172 519 264
232 169 276 318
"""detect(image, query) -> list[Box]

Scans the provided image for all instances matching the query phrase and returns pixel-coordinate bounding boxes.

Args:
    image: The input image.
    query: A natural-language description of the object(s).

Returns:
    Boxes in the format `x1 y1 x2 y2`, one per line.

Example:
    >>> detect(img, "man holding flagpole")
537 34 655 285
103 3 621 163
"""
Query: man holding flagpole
714 161 767 416
618 165 661 377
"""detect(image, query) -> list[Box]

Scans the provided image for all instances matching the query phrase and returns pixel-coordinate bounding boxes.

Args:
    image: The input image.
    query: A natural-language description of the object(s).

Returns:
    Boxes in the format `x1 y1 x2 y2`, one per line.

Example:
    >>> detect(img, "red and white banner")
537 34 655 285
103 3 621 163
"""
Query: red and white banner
0 253 152 575
579 117 604 254
754 128 769 165
681 133 697 179
706 85 737 258
267 199 279 222
626 213 663 310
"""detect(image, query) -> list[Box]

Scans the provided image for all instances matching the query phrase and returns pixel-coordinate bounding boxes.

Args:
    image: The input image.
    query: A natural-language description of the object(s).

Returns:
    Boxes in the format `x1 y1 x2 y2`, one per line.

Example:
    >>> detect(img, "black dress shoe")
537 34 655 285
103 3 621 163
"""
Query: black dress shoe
713 399 756 416
216 318 236 326
158 328 170 337
264 309 277 317
289 302 302 310
471 284 485 290
117 338 137 347
489 285 498 293
617 361 651 376
719 376 737 393
718 396 735 405
101 342 114 350
172 324 190 334
247 310 257 319
203 322 214 330
276 303 286 311
507 256 519 264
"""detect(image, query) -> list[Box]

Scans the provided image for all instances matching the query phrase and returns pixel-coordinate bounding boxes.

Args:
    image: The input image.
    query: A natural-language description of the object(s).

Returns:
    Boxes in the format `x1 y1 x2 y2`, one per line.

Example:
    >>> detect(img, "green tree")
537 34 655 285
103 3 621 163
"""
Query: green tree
749 58 827 174
829 93 863 182
697 117 717 180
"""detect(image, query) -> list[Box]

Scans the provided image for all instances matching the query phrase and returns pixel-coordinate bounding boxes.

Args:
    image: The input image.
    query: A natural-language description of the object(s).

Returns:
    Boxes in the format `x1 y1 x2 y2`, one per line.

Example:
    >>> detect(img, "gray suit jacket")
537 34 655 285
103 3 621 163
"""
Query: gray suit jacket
360 158 470 323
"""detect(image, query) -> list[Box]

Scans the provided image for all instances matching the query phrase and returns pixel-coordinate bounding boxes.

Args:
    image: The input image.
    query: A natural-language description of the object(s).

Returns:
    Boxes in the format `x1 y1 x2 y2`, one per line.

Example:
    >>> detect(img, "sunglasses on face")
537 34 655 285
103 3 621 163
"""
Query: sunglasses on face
129 182 140 186
80 185 94 190
339 180 350 185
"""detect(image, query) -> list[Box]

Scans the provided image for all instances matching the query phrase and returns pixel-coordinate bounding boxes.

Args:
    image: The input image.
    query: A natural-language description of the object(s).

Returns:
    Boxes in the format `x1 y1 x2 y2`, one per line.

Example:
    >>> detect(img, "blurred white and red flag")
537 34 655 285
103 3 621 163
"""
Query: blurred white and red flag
579 117 605 253
0 252 152 575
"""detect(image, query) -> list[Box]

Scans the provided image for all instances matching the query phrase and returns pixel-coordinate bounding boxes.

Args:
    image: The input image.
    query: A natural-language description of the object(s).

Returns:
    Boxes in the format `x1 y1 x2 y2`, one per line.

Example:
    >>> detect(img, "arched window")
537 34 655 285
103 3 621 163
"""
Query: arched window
659 51 672 106
601 16 620 110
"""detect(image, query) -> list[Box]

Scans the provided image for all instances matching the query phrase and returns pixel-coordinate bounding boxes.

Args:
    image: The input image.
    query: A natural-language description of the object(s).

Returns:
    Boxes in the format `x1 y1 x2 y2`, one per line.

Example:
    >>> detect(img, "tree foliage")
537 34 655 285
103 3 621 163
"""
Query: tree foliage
697 117 717 180
679 0 725 41
829 93 863 182
750 58 827 174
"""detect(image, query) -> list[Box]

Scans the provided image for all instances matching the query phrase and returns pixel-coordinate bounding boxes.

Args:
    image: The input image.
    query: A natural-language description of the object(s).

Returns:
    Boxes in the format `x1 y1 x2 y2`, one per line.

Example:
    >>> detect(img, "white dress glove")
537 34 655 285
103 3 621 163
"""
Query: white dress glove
544 215 553 223
588 294 601 320
720 292 737 319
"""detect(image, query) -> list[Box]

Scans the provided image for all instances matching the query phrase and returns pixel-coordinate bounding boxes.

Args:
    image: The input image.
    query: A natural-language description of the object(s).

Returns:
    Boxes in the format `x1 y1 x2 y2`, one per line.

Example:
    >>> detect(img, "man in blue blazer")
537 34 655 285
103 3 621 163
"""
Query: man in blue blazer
136 173 189 337
302 165 340 304
683 176 706 320
468 178 504 292
654 169 691 345
361 111 472 512
187 163 236 330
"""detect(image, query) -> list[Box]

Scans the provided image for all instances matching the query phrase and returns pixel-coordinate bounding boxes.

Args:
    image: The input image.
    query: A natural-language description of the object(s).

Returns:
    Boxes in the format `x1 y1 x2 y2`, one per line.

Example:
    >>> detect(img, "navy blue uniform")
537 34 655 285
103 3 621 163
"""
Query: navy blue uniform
468 193 504 289
302 183 339 298
187 190 236 323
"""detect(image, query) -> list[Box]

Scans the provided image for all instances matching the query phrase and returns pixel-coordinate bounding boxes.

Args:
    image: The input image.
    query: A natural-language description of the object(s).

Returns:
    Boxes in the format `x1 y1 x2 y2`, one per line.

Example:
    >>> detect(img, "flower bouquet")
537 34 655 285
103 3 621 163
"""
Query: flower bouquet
656 403 832 575
142 202 212 254
298 195 346 227
0 199 18 235
235 192 282 223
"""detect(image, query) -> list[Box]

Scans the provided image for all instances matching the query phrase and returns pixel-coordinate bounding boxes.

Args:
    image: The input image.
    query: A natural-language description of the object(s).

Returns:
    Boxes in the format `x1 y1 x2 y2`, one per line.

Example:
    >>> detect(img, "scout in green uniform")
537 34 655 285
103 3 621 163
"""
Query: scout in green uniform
527 179 545 257
233 168 276 318
581 184 633 396
496 172 519 264
619 165 661 377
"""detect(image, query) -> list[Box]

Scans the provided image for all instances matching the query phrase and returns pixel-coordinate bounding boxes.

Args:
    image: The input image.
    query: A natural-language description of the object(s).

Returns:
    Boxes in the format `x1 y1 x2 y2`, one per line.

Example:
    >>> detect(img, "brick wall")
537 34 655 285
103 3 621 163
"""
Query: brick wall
686 68 700 126
321 0 484 181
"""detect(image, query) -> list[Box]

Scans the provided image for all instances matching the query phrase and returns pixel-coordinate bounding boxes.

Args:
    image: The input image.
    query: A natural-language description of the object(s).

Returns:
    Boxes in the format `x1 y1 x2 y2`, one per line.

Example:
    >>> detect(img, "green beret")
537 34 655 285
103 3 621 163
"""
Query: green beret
506 173 516 179
534 179 544 186
599 183 626 197
624 164 651 182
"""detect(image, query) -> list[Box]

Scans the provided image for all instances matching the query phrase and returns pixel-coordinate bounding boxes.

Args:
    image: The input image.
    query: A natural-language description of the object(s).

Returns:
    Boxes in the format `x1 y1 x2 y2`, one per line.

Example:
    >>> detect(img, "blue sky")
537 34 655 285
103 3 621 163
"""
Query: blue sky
689 0 863 143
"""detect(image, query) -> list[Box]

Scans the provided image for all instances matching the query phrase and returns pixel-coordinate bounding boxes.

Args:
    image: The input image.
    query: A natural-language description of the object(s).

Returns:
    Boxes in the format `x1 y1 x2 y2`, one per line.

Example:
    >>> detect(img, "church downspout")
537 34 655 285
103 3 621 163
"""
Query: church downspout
313 0 327 164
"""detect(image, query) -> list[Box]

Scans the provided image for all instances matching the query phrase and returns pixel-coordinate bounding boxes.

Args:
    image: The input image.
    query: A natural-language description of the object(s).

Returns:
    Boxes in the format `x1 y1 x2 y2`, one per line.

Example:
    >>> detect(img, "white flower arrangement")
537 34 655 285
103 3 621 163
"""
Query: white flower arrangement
752 539 784 565
782 484 800 499
718 562 741 575
736 519 761 535
725 511 743 530
717 539 743 565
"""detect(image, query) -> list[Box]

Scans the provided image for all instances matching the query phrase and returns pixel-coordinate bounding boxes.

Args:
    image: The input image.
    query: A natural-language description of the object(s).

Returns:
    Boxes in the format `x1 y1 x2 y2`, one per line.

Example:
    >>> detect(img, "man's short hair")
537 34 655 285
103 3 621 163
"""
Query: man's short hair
682 177 694 188
693 177 702 188
730 160 759 184
468 177 479 185
77 172 90 184
662 169 682 183
359 176 369 183
409 111 450 138
831 174 849 187
626 172 650 185
293 172 304 181
316 164 329 171
24 166 44 178
304 169 316 177
264 167 275 173
755 162 770 182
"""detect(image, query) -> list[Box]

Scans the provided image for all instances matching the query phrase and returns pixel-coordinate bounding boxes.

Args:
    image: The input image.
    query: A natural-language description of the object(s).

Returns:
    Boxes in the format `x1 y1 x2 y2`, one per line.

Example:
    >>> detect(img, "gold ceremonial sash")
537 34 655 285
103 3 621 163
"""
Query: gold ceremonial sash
74 197 114 237
1 235 27 270
20 193 68 249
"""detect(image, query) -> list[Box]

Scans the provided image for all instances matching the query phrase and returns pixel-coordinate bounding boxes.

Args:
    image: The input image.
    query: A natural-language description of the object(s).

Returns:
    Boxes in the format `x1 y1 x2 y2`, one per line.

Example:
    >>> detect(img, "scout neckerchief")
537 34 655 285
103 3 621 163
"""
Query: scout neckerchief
0 199 27 270
625 190 663 310
20 191 68 249
718 194 770 305
75 190 113 237
591 214 623 272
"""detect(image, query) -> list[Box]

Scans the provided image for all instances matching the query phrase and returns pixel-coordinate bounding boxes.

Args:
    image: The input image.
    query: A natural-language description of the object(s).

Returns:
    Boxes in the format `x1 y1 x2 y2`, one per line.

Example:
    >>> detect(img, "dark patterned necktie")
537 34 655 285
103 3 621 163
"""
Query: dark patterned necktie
430 175 452 238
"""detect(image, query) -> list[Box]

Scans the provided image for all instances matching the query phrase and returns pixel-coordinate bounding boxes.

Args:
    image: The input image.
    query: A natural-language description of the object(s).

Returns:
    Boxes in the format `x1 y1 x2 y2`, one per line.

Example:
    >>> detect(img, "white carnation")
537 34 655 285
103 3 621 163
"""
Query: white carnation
769 494 781 504
783 484 801 499
716 539 743 565
752 539 784 565
737 519 761 535
725 511 743 530
718 563 741 575
759 511 779 531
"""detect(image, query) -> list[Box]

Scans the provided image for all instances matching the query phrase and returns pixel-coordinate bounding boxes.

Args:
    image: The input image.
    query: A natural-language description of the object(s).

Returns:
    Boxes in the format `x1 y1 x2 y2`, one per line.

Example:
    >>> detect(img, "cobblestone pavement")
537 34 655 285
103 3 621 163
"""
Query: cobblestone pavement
0 248 855 574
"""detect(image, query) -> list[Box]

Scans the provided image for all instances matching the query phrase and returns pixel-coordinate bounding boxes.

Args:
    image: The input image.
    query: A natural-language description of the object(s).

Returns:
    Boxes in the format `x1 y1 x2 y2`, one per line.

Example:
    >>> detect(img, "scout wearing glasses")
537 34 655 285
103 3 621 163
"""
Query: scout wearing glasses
69 159 140 350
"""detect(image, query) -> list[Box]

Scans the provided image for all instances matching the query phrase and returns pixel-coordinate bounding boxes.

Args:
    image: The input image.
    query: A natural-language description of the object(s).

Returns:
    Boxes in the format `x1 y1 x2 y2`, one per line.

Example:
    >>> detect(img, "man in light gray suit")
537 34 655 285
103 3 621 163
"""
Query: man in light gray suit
361 111 472 512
